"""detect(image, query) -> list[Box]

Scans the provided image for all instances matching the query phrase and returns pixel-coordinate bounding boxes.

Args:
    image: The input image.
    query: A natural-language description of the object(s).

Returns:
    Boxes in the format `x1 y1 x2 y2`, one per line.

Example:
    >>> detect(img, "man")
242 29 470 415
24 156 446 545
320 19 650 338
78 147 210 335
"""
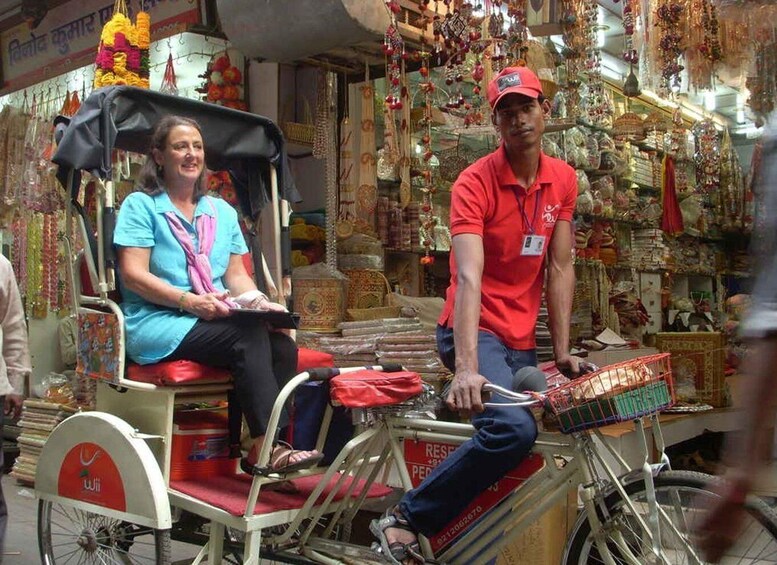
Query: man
372 66 580 564
0 254 28 562
696 114 777 562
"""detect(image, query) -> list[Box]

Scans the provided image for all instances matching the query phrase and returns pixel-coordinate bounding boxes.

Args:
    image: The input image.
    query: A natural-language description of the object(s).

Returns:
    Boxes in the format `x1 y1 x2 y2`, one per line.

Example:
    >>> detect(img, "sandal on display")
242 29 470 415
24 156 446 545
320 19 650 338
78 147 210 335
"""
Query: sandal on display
370 506 427 565
241 441 323 476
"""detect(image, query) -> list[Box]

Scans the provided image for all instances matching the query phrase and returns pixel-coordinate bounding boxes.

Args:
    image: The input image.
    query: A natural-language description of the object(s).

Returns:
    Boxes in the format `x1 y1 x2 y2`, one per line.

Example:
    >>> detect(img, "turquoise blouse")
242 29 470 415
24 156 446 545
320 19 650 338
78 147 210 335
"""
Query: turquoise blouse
113 191 248 364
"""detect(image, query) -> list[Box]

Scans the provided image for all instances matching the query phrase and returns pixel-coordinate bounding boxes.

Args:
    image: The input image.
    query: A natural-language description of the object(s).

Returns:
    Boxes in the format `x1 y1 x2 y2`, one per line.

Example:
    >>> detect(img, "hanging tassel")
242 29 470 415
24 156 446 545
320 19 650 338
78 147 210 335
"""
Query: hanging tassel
661 155 684 235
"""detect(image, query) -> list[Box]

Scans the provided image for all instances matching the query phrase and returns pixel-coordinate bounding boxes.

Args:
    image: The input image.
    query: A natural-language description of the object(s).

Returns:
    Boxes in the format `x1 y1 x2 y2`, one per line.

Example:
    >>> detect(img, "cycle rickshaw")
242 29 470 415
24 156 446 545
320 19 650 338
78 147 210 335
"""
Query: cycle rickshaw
34 86 777 565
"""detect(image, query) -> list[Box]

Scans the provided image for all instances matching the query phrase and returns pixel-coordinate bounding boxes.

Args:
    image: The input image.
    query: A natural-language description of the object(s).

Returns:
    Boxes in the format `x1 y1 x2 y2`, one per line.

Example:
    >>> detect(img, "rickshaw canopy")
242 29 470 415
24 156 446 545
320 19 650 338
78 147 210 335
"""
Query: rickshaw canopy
52 85 300 218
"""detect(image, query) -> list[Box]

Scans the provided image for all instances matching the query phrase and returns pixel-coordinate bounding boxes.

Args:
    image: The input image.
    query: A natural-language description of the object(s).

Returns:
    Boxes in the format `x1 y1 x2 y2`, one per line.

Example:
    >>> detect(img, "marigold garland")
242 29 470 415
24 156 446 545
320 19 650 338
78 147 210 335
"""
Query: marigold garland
93 3 150 89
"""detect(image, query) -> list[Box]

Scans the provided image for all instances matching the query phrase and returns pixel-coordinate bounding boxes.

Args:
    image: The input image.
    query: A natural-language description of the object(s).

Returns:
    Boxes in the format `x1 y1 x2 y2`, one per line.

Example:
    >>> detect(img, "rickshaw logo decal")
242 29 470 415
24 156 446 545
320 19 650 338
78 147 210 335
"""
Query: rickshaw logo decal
79 445 101 467
58 442 126 511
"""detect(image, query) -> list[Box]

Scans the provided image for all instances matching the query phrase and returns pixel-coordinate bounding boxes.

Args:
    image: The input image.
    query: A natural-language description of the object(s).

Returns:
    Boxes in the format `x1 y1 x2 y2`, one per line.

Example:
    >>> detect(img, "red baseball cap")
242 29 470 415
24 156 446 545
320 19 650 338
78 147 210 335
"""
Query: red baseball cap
487 66 544 110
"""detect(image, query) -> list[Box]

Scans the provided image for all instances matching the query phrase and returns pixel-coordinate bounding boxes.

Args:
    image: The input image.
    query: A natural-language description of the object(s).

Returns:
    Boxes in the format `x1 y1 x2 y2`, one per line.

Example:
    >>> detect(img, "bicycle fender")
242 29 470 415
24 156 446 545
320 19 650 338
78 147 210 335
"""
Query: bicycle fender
35 411 172 530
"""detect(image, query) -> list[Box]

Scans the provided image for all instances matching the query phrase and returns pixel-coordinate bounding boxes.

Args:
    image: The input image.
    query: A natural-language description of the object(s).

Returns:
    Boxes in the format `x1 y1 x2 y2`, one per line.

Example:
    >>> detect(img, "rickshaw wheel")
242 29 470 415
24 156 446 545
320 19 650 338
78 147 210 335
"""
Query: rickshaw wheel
38 499 171 565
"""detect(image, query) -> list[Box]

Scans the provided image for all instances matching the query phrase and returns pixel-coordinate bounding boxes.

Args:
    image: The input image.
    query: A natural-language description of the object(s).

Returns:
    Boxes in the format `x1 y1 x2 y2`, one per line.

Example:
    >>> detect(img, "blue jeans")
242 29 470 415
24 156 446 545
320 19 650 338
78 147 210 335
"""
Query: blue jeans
399 326 538 536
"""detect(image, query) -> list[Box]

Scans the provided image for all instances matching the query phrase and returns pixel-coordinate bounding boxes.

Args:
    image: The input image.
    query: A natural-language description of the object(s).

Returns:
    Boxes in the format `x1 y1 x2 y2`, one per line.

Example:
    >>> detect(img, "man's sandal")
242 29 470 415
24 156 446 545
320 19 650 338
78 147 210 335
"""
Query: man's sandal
369 506 428 565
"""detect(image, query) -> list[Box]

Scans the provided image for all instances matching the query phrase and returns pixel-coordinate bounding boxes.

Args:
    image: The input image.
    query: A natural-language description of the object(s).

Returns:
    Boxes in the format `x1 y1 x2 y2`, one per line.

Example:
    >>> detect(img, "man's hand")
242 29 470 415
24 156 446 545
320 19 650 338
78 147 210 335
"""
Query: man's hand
446 370 489 418
4 393 23 421
555 354 584 379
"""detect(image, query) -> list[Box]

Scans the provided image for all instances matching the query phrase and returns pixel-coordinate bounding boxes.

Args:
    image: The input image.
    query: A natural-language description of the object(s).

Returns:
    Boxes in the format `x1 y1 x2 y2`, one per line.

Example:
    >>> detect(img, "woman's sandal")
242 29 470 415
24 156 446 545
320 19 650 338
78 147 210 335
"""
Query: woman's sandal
240 440 323 476
369 506 427 565
238 459 300 493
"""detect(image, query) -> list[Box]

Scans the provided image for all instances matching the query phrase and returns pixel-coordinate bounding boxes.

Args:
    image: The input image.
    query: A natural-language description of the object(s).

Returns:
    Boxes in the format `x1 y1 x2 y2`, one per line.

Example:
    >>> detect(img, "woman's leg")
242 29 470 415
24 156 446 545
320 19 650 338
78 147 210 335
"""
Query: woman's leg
166 319 291 437
167 319 316 469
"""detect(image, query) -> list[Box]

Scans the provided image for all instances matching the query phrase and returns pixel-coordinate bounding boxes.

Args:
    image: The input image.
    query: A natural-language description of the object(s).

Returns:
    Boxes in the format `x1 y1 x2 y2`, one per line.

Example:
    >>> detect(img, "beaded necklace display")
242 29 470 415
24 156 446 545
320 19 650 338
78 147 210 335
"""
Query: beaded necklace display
336 101 356 240
686 0 723 91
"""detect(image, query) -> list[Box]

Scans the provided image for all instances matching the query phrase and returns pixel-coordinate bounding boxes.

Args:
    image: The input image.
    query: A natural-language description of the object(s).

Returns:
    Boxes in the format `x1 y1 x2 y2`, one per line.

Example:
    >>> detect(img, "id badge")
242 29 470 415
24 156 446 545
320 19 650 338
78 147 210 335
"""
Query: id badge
521 234 546 256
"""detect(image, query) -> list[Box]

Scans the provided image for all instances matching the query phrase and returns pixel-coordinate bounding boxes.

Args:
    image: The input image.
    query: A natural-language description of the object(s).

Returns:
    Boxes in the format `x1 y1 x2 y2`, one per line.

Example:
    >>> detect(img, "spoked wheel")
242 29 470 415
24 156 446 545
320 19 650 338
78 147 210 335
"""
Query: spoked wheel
38 499 171 565
563 470 777 564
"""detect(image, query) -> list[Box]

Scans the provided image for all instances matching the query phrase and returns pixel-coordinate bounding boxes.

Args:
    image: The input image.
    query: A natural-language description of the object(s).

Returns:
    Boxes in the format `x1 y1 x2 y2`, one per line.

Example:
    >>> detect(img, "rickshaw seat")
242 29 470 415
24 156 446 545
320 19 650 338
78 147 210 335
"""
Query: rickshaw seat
124 348 334 387
126 359 232 386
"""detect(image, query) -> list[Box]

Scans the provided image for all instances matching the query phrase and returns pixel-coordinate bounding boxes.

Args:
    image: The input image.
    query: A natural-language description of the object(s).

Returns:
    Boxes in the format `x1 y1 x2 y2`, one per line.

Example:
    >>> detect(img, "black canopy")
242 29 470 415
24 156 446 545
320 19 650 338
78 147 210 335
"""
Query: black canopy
52 85 300 218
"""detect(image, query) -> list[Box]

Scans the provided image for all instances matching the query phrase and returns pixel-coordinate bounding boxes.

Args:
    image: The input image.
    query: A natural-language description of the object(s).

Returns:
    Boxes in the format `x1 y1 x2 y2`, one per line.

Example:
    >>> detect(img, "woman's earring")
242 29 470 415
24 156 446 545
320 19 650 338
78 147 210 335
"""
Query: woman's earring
157 164 164 176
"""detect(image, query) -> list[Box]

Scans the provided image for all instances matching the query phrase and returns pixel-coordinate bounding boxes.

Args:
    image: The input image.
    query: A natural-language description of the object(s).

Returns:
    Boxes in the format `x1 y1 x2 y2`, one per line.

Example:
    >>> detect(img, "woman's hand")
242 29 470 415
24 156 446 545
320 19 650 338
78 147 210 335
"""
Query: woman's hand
184 291 232 320
235 289 288 313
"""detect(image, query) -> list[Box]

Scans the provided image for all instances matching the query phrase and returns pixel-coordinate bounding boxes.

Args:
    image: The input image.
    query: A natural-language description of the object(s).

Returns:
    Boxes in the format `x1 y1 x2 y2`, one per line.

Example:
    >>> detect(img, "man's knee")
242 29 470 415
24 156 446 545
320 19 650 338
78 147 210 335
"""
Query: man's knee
475 409 537 453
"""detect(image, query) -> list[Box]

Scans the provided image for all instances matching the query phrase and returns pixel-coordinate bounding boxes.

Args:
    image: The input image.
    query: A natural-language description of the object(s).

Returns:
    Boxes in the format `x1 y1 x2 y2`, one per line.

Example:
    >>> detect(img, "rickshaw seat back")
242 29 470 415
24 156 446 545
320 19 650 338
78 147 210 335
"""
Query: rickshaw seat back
75 306 232 388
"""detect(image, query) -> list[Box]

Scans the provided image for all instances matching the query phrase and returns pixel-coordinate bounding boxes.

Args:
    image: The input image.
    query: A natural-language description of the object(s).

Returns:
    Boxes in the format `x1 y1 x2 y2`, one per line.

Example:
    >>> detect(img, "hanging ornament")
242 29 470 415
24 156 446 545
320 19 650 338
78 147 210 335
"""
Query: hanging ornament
383 3 406 114
654 0 685 96
159 52 179 96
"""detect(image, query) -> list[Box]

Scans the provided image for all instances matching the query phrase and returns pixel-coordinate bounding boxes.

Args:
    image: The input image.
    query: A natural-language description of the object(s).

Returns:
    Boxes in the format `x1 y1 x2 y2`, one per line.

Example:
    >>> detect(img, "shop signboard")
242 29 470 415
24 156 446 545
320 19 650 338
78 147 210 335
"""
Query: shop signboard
1 0 201 95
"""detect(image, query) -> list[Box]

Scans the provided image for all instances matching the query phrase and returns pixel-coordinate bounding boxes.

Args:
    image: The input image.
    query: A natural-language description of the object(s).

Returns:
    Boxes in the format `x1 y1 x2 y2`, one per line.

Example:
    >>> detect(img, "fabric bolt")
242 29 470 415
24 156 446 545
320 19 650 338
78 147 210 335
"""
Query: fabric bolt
165 318 298 438
438 147 578 350
113 191 248 364
399 326 538 536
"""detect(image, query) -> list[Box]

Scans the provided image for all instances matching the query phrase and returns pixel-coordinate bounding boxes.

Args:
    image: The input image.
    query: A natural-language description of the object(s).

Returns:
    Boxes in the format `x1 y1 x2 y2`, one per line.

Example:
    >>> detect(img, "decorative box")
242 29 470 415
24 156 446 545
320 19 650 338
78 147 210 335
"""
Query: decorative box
655 332 727 407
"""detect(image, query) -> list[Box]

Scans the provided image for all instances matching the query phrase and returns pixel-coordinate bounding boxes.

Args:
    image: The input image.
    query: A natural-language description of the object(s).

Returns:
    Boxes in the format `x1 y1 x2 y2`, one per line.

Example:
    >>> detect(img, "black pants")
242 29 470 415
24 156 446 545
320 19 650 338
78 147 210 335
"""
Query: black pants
165 319 298 438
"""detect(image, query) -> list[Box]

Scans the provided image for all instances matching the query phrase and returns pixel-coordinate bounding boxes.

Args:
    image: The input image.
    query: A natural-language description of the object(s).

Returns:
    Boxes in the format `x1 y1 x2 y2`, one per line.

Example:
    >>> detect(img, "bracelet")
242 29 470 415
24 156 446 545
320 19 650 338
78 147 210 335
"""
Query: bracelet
178 291 188 312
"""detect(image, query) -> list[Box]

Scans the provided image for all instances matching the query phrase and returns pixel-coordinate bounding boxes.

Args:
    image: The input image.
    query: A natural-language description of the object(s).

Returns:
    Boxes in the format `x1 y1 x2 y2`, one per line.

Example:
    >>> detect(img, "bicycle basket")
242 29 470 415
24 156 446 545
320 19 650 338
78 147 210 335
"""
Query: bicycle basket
546 353 675 433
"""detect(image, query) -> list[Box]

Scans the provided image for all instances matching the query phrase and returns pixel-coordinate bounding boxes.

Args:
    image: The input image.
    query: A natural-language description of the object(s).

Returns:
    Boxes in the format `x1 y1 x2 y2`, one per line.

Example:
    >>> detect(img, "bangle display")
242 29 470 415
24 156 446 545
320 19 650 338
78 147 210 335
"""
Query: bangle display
178 291 188 312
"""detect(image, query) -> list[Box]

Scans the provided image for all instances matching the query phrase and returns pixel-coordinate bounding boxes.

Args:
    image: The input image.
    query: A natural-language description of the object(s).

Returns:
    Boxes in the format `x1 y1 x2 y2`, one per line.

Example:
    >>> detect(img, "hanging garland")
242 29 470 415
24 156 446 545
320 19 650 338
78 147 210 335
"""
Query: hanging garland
93 0 150 89
654 0 685 96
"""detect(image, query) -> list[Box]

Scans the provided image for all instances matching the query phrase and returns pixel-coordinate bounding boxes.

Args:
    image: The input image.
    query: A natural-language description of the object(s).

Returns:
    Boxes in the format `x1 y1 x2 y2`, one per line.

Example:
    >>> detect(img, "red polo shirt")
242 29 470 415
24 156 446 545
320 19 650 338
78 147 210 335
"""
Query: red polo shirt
438 146 577 350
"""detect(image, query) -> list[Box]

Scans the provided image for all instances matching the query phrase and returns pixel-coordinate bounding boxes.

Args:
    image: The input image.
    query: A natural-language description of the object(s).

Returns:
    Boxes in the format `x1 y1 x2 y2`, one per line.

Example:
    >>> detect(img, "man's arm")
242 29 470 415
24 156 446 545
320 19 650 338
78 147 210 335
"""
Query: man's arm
546 220 577 371
448 233 488 416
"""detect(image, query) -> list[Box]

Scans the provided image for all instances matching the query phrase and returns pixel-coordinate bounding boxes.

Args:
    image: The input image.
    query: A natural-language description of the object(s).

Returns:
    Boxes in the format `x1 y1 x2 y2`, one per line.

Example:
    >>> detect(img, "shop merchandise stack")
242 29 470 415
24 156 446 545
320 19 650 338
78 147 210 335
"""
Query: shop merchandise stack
376 333 449 388
10 399 77 486
629 229 669 271
299 317 450 388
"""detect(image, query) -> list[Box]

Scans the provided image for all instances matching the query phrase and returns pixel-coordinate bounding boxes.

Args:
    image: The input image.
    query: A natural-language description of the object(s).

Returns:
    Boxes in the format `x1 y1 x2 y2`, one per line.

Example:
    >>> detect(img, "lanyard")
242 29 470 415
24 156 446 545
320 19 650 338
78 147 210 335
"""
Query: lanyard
514 189 540 234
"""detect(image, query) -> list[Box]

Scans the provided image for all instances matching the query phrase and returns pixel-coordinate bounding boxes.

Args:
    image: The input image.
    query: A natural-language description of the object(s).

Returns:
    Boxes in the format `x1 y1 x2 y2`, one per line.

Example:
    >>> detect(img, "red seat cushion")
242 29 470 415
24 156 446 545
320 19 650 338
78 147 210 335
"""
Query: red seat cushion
126 348 332 386
127 360 232 386
330 370 423 408
297 348 334 371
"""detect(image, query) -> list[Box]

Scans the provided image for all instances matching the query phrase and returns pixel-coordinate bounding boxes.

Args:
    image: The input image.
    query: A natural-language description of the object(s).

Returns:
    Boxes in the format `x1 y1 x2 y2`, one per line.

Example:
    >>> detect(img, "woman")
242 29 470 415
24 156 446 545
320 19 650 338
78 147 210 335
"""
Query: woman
113 115 321 475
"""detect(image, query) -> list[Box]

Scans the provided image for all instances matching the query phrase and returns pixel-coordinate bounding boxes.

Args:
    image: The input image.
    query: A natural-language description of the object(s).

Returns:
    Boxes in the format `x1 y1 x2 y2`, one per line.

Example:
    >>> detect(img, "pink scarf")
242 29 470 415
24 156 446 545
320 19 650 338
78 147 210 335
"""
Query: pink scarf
164 197 237 307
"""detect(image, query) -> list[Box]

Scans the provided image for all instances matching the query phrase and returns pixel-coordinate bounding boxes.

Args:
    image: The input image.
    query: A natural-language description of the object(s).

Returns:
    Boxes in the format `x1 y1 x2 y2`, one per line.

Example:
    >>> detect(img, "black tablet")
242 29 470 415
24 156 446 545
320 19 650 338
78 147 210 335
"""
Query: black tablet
229 309 300 329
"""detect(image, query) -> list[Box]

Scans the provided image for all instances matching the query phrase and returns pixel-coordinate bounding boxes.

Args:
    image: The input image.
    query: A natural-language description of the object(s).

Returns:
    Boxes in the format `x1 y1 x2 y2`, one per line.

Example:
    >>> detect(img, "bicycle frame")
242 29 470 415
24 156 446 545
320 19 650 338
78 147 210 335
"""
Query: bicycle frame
260 372 681 565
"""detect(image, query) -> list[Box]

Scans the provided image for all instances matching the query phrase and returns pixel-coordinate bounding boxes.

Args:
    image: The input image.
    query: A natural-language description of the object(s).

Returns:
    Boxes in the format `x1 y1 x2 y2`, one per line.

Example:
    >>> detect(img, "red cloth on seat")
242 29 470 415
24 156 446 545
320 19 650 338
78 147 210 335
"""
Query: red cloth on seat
330 370 423 407
297 347 334 371
127 359 232 385
126 348 332 386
